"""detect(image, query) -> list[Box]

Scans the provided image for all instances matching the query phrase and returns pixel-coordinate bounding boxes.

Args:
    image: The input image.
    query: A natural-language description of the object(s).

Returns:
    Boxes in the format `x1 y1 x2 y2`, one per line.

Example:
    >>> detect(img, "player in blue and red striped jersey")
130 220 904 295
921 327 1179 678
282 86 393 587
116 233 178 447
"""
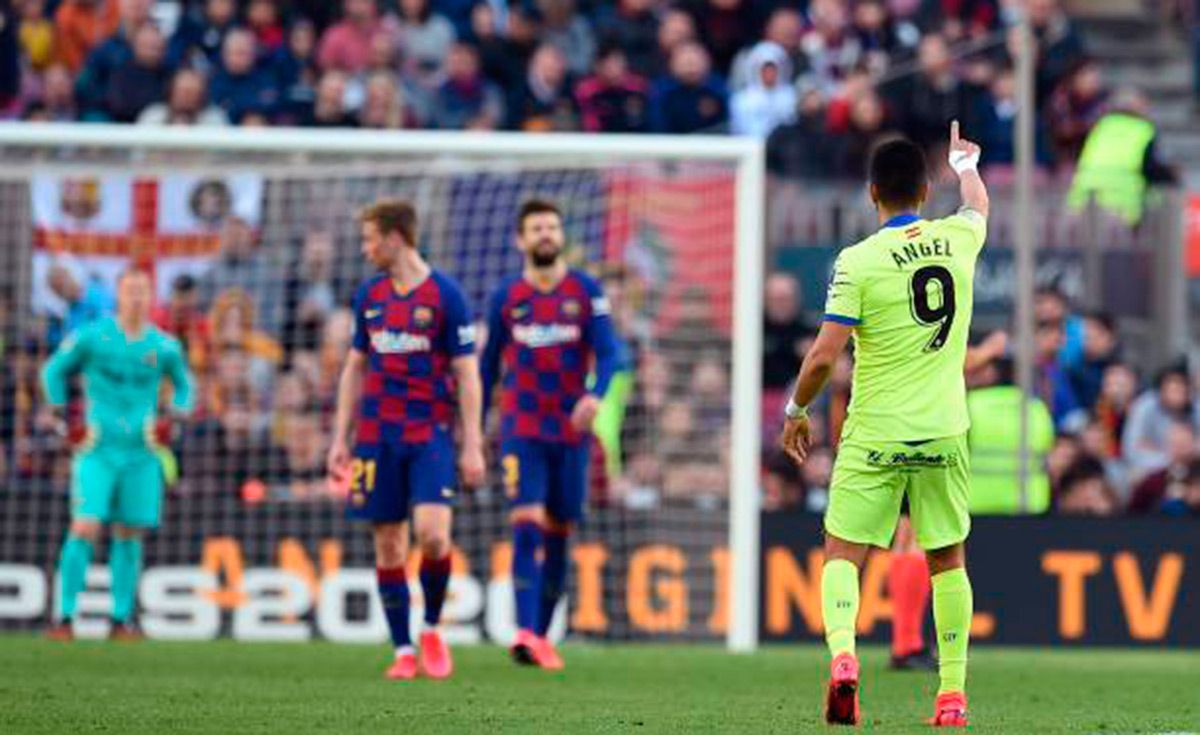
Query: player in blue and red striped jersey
480 199 620 670
327 199 485 681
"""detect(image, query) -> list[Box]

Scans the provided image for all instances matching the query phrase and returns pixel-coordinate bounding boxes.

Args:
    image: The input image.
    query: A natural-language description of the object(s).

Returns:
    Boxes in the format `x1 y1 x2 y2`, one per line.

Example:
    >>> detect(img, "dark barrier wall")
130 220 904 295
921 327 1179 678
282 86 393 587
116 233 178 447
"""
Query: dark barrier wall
761 514 1200 647
0 490 726 641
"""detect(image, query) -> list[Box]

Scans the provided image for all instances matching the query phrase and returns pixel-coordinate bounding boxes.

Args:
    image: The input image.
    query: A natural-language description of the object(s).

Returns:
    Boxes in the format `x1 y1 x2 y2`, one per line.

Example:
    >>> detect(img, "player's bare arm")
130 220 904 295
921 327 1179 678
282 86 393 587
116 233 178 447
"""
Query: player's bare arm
327 348 366 479
949 120 988 219
779 321 854 465
452 354 486 488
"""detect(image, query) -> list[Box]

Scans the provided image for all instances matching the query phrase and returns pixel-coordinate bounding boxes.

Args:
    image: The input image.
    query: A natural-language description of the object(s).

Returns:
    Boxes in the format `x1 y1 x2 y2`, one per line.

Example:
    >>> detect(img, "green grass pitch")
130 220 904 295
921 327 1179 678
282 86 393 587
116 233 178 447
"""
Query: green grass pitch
1 637 1198 734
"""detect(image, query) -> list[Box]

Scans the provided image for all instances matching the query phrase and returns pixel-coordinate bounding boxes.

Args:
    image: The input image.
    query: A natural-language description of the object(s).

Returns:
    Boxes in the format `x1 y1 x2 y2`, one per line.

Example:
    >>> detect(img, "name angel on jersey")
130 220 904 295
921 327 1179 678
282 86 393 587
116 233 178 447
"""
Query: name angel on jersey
370 330 432 354
890 237 954 269
512 323 582 348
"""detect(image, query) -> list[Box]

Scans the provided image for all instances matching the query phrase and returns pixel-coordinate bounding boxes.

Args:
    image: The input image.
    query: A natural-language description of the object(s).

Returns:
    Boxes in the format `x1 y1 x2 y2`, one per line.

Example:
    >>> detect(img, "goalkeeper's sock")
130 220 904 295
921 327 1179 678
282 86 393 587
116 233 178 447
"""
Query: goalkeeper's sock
932 567 973 694
376 566 412 648
822 558 860 658
536 529 569 636
419 553 452 627
888 552 930 657
512 521 543 633
109 537 144 624
57 534 94 621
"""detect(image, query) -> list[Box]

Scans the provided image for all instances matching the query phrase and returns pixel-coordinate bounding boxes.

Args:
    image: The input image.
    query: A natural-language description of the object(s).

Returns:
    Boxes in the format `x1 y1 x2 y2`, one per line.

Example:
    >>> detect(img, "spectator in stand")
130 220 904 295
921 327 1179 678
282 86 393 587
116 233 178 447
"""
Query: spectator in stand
302 70 356 126
1123 366 1195 484
104 23 169 123
730 7 805 91
1027 0 1086 101
247 0 285 58
185 351 269 495
652 7 698 78
934 0 998 43
1035 318 1086 432
832 89 888 178
730 41 796 138
594 0 659 79
1046 59 1108 164
540 0 594 77
167 0 237 73
762 448 804 511
690 352 729 434
432 42 505 130
55 0 120 75
1065 311 1120 412
19 0 55 73
209 29 280 124
30 63 77 121
1128 421 1196 514
509 41 577 131
1094 362 1138 458
138 67 230 126
273 18 319 124
210 287 282 400
851 0 920 75
469 2 518 91
281 229 338 351
761 271 813 428
971 64 1053 169
1161 459 1200 517
275 410 329 499
766 83 836 179
650 41 727 134
198 216 284 337
1036 286 1084 366
74 0 153 120
801 0 862 94
575 43 650 133
397 0 456 107
316 0 399 76
692 0 754 75
357 71 408 128
1055 456 1119 516
889 32 968 151
800 446 833 511
153 273 212 373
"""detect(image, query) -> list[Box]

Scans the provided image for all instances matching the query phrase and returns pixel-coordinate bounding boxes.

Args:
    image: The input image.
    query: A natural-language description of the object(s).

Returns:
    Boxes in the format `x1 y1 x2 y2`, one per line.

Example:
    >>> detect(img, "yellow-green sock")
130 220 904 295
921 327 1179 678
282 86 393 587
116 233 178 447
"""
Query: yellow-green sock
932 567 972 694
821 559 860 658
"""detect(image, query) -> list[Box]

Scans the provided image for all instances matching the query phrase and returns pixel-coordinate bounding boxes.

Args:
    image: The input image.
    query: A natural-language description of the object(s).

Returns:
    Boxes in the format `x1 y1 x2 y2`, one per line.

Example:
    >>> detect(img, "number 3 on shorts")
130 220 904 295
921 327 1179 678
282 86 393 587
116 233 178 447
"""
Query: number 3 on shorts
502 454 520 499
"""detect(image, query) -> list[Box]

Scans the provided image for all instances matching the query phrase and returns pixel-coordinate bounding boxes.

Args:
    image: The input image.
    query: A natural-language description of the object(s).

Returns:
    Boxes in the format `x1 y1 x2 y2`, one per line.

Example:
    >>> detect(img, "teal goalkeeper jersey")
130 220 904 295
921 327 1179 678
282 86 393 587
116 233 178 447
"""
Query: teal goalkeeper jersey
41 318 194 449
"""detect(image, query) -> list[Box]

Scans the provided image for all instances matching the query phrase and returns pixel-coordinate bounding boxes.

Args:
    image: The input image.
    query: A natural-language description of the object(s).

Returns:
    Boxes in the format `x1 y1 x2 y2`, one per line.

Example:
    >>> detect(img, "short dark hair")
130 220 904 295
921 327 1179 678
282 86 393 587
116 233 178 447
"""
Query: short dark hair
1085 310 1116 334
360 198 417 247
172 273 197 293
517 198 561 231
868 137 928 209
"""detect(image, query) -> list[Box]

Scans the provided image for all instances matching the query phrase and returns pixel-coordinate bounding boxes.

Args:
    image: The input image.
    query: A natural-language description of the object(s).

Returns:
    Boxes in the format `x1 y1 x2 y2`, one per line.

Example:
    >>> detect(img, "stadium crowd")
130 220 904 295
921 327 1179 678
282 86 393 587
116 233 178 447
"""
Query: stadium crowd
0 0 1112 172
760 270 1200 518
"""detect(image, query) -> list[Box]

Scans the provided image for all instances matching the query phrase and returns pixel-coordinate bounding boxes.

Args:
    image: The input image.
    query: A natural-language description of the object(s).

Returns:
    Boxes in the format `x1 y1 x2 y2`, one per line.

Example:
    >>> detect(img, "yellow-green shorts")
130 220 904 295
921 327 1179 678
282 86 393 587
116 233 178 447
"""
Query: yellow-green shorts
824 432 970 551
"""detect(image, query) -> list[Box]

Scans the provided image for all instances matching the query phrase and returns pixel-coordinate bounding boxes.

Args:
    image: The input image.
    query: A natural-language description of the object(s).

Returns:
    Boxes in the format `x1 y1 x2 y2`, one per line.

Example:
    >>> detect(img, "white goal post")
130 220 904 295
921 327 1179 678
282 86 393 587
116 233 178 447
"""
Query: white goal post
0 123 765 651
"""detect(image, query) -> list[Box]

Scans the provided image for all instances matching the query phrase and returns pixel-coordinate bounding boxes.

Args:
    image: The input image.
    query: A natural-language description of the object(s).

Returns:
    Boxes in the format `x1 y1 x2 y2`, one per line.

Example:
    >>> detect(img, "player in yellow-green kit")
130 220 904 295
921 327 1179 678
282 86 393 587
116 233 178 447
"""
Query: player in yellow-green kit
780 122 987 727
42 269 194 641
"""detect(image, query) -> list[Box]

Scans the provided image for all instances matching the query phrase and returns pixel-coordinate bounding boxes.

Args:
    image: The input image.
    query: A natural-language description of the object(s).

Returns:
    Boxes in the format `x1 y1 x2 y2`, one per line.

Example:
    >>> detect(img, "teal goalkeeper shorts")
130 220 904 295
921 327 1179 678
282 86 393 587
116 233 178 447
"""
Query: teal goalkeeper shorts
71 445 165 528
824 432 971 551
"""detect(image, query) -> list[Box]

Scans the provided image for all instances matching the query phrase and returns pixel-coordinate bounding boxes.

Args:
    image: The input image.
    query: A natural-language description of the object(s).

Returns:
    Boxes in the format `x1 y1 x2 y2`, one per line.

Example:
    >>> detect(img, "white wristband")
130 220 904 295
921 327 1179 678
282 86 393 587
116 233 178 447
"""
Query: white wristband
948 149 980 175
784 399 808 420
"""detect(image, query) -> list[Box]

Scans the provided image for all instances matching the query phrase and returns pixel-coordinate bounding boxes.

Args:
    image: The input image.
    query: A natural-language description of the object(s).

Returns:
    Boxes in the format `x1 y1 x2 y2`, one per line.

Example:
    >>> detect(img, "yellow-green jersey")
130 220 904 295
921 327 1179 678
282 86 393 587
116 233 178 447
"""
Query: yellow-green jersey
824 209 987 443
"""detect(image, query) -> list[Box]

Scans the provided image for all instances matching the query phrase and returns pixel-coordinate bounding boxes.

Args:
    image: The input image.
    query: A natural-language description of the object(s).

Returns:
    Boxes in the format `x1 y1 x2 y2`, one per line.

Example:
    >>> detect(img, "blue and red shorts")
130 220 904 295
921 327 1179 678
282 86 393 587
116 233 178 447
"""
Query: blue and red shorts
499 437 590 523
346 428 457 523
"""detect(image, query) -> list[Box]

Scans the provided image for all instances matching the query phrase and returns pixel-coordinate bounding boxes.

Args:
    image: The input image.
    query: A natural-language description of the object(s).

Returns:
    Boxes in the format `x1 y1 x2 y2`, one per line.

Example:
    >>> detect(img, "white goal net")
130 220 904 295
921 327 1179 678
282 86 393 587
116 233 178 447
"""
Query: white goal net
0 126 763 649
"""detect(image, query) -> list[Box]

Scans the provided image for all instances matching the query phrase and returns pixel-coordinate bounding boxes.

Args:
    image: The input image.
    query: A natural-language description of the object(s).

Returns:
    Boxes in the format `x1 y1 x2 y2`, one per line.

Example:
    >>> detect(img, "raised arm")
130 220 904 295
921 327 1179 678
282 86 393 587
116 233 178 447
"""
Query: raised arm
949 120 989 219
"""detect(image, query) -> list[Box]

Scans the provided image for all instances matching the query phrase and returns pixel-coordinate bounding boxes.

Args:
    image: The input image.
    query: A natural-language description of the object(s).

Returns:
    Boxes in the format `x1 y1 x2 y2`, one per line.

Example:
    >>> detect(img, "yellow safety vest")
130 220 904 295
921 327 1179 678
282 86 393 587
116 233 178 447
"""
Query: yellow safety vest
1068 112 1156 225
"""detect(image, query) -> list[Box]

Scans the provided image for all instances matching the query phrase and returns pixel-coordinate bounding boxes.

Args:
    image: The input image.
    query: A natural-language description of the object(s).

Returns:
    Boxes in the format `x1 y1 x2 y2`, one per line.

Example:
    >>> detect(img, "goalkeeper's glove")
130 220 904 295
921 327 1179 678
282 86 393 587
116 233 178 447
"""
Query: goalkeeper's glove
146 413 185 449
47 406 90 449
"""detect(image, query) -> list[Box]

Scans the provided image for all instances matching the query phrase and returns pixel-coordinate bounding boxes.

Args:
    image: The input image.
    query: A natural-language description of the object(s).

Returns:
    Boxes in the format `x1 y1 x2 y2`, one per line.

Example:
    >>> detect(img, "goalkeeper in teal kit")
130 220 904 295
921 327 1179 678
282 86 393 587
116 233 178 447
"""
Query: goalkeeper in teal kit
41 269 194 640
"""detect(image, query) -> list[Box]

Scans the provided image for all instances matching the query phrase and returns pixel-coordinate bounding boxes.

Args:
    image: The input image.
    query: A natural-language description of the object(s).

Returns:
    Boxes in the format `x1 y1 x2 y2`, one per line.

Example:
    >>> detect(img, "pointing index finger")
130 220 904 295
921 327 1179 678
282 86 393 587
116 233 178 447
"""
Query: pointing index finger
950 119 960 145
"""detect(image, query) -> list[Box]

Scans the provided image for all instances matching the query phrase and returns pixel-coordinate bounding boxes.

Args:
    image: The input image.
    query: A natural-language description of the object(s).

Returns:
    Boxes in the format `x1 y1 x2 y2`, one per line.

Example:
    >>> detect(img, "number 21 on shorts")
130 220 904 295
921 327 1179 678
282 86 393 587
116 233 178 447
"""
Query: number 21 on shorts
350 458 377 494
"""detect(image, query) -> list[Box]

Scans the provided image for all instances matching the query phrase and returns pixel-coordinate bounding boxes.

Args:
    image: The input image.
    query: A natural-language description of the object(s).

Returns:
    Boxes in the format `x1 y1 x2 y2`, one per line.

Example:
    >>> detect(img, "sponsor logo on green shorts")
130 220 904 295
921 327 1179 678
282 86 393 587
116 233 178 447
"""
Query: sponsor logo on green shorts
865 449 959 468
